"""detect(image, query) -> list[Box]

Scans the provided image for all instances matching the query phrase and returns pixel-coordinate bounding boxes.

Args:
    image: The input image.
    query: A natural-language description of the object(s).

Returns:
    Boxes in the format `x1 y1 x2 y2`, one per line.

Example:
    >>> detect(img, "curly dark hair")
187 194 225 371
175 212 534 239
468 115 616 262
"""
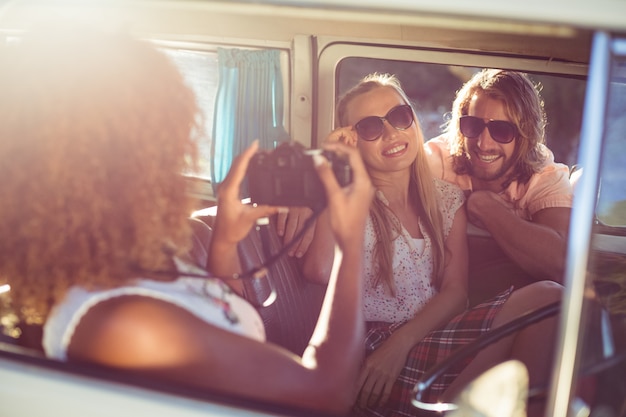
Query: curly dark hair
0 24 200 324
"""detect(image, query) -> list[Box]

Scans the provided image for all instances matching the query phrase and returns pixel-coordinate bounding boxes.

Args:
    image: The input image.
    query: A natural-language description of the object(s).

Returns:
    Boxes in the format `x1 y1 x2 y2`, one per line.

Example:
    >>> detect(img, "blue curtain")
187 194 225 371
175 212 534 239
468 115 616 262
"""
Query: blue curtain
211 48 289 190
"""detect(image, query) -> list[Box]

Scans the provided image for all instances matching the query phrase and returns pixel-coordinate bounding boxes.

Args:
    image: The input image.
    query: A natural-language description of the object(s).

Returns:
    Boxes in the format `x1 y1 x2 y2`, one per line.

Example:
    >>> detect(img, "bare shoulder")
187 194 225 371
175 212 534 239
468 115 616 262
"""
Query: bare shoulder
65 294 325 408
67 295 218 368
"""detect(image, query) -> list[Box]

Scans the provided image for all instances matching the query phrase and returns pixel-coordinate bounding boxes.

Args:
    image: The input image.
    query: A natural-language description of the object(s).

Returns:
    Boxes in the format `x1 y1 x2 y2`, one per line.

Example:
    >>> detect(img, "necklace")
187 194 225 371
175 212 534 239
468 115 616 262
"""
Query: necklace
173 258 240 326
199 280 240 325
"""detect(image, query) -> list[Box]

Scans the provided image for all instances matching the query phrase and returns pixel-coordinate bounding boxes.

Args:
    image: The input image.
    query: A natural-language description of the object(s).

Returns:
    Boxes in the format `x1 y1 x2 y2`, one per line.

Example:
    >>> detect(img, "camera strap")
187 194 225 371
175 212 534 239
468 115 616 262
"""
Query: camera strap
250 208 323 277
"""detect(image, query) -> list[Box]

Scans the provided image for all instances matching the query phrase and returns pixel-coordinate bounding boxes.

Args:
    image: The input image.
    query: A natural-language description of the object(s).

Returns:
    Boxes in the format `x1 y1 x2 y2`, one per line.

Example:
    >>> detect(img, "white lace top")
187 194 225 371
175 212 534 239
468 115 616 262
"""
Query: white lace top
363 179 465 323
43 259 266 360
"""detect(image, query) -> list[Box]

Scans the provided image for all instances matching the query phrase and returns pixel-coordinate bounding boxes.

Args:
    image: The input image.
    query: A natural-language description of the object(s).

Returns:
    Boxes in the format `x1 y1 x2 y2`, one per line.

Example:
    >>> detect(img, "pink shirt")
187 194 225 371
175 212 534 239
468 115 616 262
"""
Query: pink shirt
424 135 573 220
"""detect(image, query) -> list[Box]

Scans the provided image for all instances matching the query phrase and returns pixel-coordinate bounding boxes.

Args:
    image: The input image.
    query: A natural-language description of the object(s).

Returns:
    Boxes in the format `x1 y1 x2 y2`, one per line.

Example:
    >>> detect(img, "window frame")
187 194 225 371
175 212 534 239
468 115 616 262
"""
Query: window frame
151 38 292 201
314 38 588 146
547 32 626 417
313 33 626 417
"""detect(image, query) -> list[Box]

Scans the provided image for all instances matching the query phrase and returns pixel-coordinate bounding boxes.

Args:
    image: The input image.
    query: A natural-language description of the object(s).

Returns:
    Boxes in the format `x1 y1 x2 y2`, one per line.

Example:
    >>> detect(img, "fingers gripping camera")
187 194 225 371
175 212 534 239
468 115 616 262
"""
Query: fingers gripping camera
247 141 353 211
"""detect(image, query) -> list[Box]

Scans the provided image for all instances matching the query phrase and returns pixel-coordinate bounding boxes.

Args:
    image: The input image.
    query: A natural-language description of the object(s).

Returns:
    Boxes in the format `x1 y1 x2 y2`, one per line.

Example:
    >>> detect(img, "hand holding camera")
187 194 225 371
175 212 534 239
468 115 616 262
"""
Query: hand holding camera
247 141 353 212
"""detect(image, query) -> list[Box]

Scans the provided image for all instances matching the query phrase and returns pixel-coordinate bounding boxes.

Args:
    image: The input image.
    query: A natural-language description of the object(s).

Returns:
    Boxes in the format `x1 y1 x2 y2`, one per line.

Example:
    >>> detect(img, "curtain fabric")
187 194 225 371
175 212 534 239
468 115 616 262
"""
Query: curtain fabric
211 48 289 190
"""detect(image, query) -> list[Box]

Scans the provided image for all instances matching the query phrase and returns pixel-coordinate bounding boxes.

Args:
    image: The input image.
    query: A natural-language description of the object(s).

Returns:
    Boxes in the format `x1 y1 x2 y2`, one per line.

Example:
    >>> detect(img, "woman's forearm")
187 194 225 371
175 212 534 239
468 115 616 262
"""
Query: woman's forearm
304 242 366 389
394 284 467 349
300 210 337 285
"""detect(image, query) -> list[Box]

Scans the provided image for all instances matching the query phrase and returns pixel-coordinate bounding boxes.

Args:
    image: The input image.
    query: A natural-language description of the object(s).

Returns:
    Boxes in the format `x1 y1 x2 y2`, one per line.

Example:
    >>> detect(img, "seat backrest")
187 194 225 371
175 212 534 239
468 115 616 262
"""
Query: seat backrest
191 213 326 356
466 230 536 306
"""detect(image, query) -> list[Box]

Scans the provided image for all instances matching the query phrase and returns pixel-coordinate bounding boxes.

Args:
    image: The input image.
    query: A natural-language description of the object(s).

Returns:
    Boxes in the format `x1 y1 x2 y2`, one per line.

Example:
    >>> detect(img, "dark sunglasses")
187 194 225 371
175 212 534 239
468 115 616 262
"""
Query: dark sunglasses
459 115 517 144
354 104 414 141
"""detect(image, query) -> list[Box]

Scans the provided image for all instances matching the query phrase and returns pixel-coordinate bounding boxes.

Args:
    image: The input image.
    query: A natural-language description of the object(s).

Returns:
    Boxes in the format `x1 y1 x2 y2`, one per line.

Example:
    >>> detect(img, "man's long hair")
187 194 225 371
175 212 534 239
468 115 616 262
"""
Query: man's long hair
445 69 548 189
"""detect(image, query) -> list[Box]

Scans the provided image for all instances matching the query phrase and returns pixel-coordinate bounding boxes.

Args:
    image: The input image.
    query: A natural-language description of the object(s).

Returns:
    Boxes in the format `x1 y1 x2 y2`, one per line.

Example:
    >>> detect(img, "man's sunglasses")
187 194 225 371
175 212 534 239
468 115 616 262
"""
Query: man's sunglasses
459 115 517 144
354 104 414 141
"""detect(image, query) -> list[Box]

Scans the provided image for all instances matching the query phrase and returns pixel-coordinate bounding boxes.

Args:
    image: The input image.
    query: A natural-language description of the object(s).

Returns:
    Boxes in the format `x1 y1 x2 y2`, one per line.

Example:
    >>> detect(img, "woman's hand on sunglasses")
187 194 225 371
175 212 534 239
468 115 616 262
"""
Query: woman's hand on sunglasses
323 126 358 147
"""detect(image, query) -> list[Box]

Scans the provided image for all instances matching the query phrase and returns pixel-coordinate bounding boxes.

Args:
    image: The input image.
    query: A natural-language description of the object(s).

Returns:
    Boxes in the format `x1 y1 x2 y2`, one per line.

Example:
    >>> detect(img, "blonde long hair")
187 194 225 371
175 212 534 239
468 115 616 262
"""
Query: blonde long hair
336 73 446 293
0 26 200 324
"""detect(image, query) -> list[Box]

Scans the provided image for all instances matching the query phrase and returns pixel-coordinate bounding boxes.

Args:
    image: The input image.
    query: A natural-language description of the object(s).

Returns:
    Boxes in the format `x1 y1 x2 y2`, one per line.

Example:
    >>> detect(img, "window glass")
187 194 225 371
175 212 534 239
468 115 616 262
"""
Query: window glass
596 56 626 227
337 58 585 166
162 48 219 180
574 39 626 417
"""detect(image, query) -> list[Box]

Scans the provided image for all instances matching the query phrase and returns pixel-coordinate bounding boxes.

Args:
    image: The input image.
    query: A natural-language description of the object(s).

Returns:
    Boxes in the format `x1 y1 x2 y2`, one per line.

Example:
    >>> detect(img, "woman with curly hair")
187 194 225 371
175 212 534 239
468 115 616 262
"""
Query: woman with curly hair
0 24 376 415
0 26 199 324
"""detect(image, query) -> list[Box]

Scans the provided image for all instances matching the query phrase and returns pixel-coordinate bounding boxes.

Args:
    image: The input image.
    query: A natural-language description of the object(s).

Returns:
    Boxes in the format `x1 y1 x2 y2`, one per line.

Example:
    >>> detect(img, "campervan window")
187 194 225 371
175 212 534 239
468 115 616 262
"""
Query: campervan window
162 48 218 180
334 57 585 168
596 53 626 228
157 43 291 183
316 41 587 145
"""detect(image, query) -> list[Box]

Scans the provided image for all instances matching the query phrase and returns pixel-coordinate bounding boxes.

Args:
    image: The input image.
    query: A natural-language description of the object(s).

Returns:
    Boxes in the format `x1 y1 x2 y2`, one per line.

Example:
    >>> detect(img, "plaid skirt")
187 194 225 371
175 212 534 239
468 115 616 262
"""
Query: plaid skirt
353 287 513 417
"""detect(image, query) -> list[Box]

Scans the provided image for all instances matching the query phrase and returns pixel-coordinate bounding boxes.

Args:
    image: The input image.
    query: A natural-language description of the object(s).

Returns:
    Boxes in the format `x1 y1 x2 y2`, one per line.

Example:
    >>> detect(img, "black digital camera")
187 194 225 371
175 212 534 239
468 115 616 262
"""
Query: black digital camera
247 141 352 210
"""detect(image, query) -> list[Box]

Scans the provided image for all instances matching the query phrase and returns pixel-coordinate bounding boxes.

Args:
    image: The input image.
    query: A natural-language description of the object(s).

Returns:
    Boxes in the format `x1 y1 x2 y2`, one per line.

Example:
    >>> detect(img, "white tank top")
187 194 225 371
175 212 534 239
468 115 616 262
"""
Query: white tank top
43 259 266 360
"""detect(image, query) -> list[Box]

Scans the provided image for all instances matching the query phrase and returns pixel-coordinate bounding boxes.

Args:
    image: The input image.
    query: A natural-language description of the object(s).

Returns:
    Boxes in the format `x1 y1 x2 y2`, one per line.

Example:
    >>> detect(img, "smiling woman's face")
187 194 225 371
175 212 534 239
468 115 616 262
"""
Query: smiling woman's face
346 86 420 177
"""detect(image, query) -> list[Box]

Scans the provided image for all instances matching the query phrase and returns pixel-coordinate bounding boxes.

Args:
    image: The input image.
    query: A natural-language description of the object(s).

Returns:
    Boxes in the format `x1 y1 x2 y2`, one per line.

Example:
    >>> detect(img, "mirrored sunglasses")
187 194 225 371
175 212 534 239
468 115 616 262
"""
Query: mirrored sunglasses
459 115 517 144
354 104 414 141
